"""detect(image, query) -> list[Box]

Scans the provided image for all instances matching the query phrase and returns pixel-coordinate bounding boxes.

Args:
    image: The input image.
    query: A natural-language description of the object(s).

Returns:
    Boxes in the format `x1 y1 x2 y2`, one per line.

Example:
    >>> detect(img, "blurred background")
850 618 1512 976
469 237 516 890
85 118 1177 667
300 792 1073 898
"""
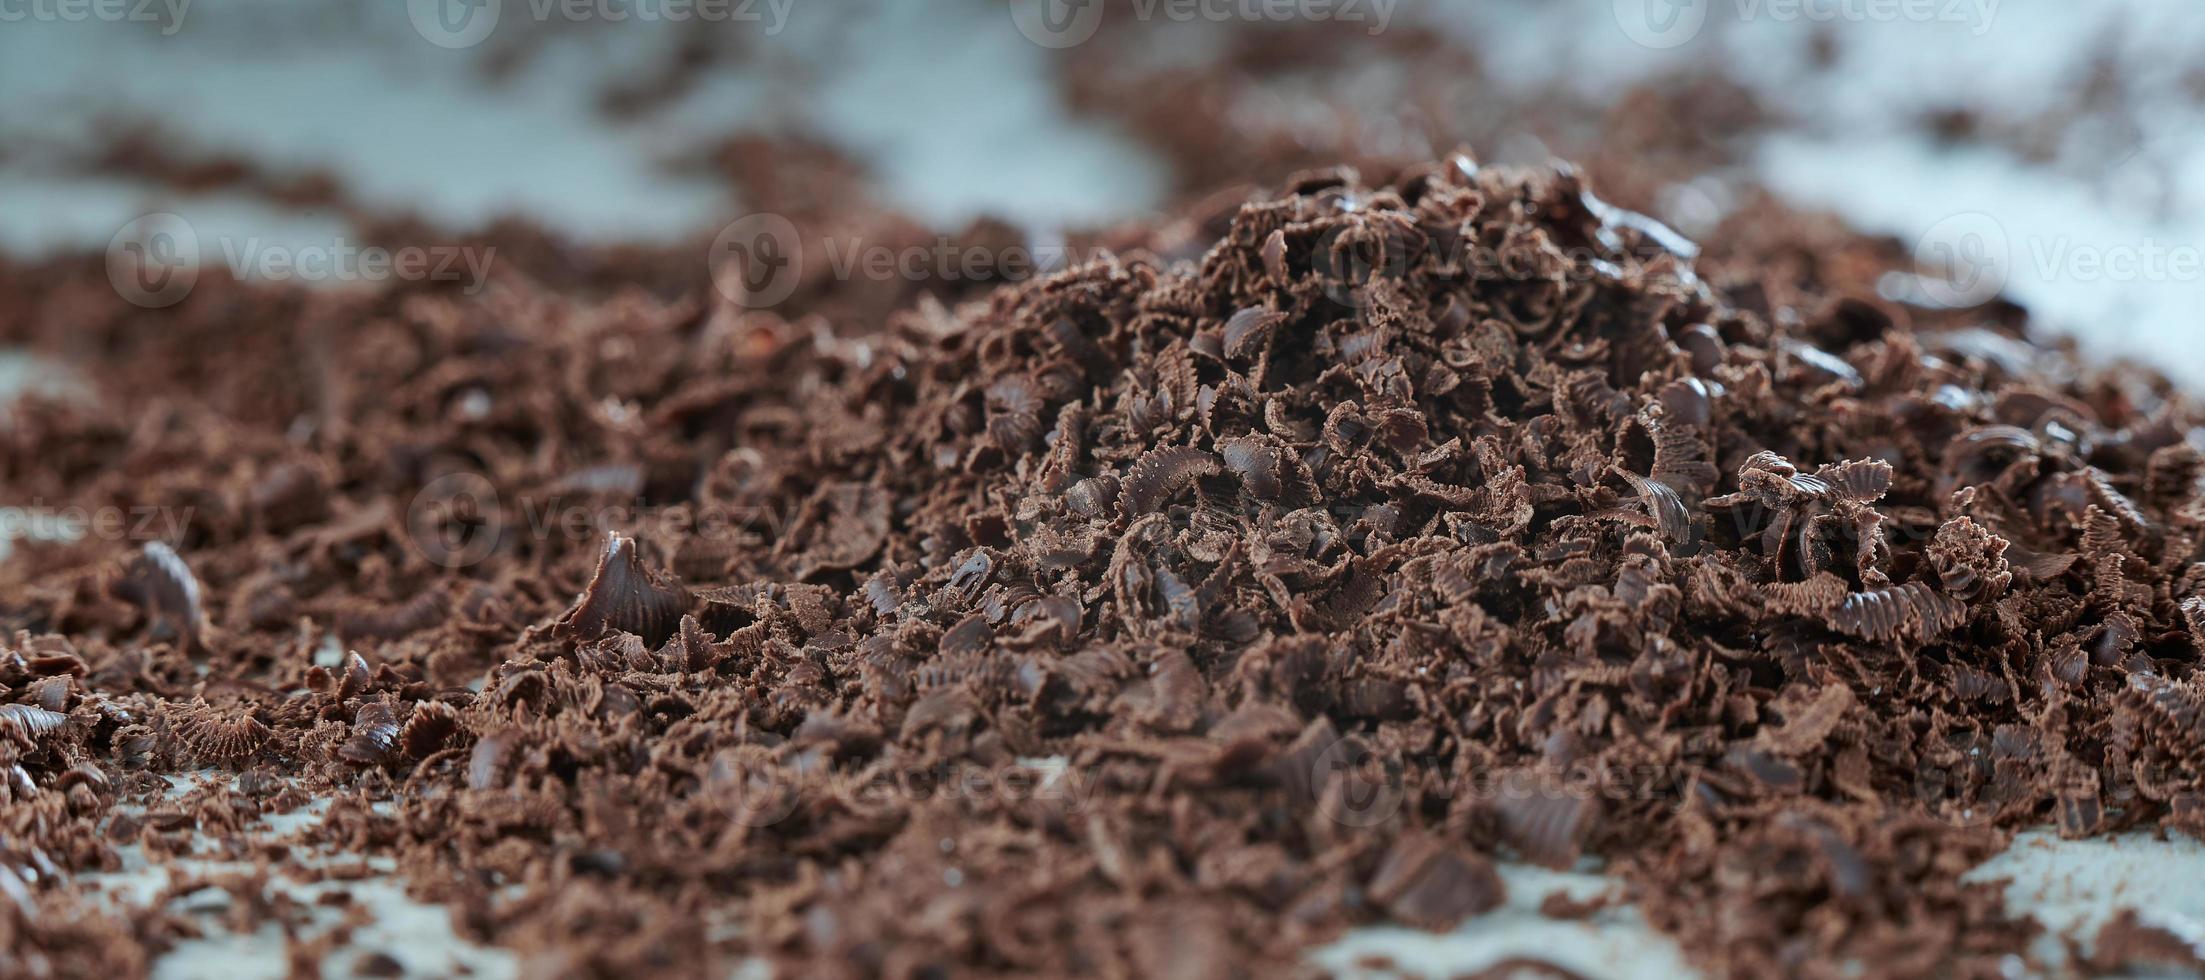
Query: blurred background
1 0 2200 378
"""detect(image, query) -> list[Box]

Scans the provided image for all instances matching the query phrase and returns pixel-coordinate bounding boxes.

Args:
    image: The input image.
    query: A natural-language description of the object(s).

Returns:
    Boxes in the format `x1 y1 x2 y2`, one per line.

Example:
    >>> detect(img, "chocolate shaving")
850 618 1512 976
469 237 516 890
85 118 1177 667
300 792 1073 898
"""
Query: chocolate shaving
1830 583 1967 643
1218 434 1296 502
1221 305 1285 360
1492 787 1598 870
1119 446 1222 517
467 728 518 791
555 533 692 647
105 542 205 649
1366 833 1507 931
398 701 460 761
170 702 271 768
0 704 67 744
1928 517 2013 601
338 702 401 765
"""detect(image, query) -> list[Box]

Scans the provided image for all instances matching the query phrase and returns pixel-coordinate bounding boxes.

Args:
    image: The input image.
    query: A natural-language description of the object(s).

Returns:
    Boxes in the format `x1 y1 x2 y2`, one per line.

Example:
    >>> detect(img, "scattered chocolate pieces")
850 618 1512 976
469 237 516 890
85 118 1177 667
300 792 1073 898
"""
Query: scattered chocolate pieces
1 147 2202 980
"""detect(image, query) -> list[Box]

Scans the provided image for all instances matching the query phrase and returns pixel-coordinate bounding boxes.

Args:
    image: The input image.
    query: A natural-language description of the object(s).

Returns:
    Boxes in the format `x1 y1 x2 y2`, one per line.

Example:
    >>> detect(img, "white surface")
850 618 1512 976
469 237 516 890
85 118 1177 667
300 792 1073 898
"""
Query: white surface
1310 862 1691 979
1972 830 2205 970
85 774 518 980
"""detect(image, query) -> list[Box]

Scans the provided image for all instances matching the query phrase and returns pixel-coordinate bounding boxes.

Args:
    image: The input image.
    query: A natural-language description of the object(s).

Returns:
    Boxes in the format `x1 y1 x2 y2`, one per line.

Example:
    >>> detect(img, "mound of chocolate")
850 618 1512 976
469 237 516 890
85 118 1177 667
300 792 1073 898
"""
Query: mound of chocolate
2 156 2201 977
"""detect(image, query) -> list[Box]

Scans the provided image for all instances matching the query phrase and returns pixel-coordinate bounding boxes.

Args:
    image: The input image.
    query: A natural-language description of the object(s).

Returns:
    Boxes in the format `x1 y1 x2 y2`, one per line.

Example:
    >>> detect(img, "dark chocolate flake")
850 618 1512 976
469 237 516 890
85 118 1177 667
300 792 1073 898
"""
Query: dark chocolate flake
1221 305 1284 360
1367 834 1506 931
106 541 206 648
0 704 67 744
555 533 692 647
1119 446 1222 517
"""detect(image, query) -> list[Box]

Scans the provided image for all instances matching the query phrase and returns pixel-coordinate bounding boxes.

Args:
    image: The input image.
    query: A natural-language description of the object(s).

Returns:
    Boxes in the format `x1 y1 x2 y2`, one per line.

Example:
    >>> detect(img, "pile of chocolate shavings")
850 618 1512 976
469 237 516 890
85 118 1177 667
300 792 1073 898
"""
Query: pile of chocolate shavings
2 155 2204 978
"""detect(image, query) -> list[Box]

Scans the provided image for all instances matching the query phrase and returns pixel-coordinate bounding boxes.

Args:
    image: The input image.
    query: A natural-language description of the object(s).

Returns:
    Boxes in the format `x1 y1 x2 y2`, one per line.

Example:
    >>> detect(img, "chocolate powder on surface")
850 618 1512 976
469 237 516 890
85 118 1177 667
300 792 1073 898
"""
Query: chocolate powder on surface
1 154 2202 979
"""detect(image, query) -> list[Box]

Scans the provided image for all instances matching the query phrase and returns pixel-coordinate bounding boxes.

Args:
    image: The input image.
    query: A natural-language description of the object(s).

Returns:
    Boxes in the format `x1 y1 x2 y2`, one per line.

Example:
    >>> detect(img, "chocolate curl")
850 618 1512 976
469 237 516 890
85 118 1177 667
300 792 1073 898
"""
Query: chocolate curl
555 533 692 647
